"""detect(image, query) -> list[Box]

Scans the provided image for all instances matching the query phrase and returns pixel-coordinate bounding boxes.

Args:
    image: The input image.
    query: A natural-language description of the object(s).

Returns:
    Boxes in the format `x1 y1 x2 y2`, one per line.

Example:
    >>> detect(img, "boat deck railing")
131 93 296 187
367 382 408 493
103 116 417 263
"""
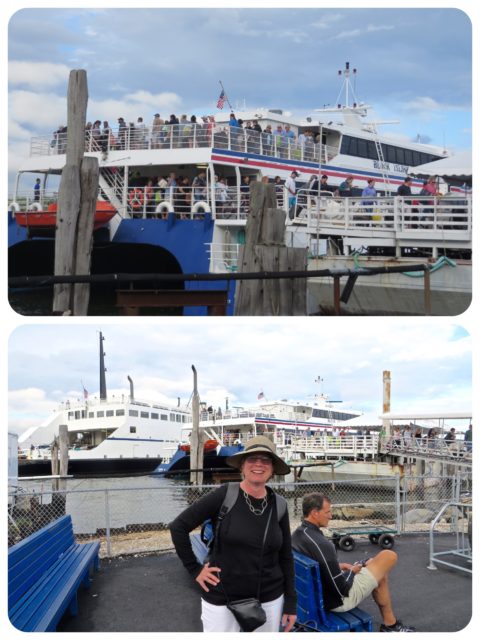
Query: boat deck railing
379 435 472 465
29 124 338 165
294 191 472 252
279 433 379 459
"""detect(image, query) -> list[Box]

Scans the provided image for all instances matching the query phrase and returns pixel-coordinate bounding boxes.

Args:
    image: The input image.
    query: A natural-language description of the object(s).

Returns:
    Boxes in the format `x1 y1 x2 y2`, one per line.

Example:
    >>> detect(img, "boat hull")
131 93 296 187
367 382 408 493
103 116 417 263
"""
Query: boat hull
307 256 471 315
18 456 162 478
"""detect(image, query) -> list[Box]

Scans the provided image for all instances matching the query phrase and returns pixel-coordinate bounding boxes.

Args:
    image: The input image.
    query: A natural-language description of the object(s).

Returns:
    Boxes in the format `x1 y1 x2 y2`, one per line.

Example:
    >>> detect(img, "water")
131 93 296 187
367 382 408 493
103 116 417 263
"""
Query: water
13 474 402 536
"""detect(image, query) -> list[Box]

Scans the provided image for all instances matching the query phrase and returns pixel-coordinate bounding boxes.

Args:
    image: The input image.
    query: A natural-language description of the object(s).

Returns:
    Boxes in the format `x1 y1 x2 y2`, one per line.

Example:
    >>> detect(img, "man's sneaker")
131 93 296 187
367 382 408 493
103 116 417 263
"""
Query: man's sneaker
380 620 416 632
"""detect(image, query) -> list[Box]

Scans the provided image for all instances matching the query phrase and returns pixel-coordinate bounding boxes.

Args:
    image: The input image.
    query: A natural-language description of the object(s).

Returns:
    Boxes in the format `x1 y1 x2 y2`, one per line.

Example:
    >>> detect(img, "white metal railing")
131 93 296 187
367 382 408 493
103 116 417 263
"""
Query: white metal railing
30 124 338 164
295 192 472 254
207 243 242 272
278 434 379 459
379 436 472 463
428 501 472 574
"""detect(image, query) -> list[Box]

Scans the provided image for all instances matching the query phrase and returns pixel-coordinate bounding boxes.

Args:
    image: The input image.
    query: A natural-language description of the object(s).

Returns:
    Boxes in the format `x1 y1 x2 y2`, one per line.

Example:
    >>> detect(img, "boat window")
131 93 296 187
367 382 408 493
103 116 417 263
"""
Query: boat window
68 412 74 420
176 415 182 422
182 415 187 423
161 414 168 421
130 426 136 433
396 148 405 164
385 145 396 163
88 412 94 418
75 411 80 419
106 410 114 417
151 412 159 419
357 139 368 158
141 411 149 418
367 140 377 160
116 409 125 416
129 410 139 417
97 411 104 417
170 413 175 420
404 149 413 166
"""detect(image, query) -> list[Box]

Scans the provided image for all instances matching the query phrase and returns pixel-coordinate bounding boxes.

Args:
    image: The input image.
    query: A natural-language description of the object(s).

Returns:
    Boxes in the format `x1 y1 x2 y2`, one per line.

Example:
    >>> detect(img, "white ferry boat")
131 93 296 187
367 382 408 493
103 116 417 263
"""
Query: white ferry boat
16 333 191 477
8 63 471 315
157 392 371 476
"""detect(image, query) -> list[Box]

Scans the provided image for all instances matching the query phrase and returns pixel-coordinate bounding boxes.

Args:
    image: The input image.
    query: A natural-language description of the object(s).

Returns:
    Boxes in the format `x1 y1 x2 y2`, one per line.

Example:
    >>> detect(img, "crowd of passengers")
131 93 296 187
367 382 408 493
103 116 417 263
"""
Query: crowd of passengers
51 112 323 156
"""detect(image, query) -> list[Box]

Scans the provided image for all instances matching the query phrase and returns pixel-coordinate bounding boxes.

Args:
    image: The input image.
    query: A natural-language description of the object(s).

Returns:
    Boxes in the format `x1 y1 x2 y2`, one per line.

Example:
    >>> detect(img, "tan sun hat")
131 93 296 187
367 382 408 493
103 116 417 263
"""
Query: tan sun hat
226 435 290 475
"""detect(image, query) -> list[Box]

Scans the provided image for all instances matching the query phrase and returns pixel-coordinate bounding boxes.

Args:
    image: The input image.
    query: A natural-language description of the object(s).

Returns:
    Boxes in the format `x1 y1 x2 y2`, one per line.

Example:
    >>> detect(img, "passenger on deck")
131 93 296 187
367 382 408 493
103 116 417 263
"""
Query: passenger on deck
262 125 274 155
361 179 377 214
338 175 354 197
33 178 41 202
464 424 472 452
117 118 127 149
192 171 207 203
292 493 415 632
319 174 339 196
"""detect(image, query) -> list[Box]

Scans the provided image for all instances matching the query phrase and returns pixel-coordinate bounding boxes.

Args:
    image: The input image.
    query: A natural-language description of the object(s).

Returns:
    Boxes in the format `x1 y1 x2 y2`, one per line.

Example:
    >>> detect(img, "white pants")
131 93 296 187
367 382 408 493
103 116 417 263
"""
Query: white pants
201 595 284 632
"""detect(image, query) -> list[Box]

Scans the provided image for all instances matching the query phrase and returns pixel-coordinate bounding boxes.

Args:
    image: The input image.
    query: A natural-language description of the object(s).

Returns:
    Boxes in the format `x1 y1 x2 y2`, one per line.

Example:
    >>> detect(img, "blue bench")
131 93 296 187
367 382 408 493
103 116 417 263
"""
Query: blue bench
190 535 372 632
8 514 100 631
294 551 373 632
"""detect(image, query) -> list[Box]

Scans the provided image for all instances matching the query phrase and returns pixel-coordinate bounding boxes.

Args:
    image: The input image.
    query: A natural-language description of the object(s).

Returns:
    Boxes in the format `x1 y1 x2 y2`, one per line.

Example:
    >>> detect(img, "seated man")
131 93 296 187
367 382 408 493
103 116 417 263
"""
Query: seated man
292 493 415 632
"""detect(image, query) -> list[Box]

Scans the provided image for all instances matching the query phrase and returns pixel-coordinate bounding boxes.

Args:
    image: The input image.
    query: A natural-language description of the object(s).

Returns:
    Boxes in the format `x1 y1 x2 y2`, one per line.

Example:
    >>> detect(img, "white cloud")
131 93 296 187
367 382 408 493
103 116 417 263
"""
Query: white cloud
9 61 70 89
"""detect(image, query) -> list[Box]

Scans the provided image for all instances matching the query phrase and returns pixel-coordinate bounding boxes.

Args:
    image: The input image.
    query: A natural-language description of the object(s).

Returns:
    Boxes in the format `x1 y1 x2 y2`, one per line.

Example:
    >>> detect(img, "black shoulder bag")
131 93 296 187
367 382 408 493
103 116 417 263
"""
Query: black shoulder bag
214 505 273 632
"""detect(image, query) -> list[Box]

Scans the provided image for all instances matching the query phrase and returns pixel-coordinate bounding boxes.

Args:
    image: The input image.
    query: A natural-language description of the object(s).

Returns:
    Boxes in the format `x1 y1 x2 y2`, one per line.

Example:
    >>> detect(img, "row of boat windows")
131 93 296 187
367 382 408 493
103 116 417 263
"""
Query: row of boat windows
340 135 442 166
67 410 189 422
311 408 357 421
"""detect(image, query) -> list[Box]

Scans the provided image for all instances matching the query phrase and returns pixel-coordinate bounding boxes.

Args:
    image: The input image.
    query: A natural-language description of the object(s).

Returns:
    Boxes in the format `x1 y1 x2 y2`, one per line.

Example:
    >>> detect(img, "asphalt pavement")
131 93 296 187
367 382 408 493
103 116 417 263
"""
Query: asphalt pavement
57 533 471 633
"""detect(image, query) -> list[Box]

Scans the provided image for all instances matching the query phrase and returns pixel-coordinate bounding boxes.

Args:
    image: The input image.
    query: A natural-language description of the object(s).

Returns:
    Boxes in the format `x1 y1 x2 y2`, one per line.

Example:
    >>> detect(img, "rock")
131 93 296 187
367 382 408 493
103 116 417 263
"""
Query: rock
404 508 435 524
340 507 375 520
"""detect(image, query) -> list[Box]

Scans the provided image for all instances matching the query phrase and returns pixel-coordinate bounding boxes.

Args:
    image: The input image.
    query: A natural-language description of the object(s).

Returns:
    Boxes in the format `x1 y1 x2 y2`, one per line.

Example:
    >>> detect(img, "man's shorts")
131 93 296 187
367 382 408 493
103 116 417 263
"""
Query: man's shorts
331 567 378 612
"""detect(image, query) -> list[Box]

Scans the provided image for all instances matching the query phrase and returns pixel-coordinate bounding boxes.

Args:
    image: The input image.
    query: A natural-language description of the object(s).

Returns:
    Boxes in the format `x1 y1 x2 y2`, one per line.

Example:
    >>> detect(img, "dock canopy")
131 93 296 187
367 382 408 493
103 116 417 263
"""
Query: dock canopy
411 149 472 186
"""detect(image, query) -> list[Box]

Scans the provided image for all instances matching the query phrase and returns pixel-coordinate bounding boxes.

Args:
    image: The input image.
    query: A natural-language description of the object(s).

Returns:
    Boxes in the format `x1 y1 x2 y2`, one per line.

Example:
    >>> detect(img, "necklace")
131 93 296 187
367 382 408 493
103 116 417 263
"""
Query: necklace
242 489 269 516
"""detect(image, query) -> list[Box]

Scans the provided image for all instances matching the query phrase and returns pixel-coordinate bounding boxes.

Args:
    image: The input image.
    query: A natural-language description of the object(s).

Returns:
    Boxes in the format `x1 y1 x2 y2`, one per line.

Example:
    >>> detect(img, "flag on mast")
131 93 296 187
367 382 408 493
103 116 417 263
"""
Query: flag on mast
82 382 89 399
216 89 226 109
257 390 265 400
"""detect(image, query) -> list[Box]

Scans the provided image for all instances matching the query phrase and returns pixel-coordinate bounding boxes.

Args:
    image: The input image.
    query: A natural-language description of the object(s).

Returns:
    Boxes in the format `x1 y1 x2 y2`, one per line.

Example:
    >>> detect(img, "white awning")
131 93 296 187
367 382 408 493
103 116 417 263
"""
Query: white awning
411 149 472 178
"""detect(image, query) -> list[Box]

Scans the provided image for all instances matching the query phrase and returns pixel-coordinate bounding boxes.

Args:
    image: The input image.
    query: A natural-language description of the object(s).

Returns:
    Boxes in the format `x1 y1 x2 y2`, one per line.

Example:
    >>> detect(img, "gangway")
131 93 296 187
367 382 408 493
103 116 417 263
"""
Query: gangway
428 501 472 574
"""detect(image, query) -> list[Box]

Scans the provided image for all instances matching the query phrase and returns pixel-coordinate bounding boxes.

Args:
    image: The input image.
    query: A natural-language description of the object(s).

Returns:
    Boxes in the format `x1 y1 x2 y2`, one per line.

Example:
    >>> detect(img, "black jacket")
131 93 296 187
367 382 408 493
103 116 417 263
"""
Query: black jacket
170 484 297 614
291 520 354 610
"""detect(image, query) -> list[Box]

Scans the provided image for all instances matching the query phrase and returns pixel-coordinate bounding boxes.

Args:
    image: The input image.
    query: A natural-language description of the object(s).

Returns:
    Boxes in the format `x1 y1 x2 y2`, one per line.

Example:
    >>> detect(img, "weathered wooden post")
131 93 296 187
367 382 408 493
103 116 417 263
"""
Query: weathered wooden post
234 182 307 315
190 365 204 485
53 69 99 315
51 425 68 515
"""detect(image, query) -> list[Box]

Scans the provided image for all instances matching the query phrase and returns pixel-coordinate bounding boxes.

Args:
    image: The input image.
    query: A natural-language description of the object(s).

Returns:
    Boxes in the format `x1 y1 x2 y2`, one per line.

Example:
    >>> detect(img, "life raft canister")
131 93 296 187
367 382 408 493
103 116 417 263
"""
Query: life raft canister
128 188 144 210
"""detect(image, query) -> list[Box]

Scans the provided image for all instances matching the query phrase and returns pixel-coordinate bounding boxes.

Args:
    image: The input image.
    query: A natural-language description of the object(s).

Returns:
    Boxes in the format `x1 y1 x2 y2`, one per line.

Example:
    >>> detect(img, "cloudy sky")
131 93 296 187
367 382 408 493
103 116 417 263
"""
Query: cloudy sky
8 321 472 437
7 4 473 190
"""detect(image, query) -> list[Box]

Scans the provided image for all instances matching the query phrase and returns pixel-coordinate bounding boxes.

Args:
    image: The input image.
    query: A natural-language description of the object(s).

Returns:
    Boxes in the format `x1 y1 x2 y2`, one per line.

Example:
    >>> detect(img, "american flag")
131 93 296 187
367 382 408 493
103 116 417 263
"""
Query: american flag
83 385 89 400
257 391 265 400
216 89 226 109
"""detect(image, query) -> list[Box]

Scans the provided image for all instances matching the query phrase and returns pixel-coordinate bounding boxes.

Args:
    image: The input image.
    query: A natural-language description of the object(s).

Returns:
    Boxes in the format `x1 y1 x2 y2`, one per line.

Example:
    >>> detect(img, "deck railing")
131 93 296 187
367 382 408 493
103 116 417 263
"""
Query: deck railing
30 124 337 165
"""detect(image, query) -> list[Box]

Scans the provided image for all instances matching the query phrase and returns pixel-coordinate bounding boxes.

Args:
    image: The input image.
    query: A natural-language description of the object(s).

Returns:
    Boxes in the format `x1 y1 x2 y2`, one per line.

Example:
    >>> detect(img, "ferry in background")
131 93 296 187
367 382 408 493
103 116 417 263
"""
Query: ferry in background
156 392 367 477
8 63 471 315
16 333 191 477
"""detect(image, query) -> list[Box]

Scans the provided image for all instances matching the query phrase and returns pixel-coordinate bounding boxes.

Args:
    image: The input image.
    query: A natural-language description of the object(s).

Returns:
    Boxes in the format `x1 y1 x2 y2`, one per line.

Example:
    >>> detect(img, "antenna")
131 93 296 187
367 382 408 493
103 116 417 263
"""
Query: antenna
335 61 358 108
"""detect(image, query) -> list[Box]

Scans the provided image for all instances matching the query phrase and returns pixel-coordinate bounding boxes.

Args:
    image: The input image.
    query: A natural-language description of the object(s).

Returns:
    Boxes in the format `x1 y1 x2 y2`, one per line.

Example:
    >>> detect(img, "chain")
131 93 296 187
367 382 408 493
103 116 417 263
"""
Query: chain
242 489 269 516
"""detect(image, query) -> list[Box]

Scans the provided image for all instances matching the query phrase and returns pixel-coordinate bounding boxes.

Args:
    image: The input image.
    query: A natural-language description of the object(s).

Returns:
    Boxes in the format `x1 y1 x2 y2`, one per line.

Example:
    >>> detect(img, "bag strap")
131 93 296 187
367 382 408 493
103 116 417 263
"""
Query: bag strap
215 502 273 604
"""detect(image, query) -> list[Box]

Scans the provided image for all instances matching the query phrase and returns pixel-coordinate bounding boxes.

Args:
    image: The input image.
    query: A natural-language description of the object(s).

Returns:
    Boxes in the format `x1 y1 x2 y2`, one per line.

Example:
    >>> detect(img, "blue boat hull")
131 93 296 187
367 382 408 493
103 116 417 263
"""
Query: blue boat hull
155 444 243 476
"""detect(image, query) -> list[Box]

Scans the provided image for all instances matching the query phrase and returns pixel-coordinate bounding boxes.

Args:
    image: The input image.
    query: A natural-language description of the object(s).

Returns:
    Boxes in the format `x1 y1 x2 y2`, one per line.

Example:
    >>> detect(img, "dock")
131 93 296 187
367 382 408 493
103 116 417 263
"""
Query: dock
57 533 471 633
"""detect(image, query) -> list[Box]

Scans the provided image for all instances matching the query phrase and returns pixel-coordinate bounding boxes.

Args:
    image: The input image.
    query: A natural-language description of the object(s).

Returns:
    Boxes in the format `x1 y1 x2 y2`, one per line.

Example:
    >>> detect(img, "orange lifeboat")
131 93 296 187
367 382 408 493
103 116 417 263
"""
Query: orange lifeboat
15 201 117 236
180 439 219 453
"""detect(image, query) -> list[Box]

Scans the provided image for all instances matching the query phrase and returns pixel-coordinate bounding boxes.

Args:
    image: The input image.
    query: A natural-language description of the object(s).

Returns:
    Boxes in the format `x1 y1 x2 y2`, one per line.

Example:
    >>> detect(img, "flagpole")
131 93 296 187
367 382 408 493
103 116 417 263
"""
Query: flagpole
219 80 233 112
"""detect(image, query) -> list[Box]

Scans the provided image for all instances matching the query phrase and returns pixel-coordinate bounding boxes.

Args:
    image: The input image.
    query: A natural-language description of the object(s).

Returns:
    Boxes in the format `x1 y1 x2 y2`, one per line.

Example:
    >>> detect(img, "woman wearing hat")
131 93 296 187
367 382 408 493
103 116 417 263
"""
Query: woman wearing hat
170 436 297 632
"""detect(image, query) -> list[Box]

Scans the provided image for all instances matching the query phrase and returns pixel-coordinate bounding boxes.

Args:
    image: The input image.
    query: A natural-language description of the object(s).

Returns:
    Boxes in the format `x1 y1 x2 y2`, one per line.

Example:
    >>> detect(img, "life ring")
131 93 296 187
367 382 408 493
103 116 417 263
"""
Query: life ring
29 202 42 211
9 201 20 213
192 200 211 214
128 188 144 210
155 201 174 214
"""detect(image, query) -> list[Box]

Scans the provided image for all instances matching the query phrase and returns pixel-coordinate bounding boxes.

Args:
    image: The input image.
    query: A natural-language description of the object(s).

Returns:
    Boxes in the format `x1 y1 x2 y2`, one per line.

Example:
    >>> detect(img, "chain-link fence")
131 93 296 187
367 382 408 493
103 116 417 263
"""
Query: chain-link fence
8 474 471 557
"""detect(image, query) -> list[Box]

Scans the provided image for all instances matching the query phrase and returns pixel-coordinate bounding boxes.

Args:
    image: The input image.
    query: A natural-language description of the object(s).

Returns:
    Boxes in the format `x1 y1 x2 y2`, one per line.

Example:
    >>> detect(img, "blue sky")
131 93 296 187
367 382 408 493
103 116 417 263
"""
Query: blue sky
7 5 473 190
8 321 472 436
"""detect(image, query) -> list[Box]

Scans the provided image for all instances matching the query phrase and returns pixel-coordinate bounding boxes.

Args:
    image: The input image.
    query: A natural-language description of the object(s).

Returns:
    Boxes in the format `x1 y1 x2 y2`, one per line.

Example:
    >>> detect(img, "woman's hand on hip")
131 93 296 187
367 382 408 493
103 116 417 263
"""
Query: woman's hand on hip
195 562 221 592
282 614 297 632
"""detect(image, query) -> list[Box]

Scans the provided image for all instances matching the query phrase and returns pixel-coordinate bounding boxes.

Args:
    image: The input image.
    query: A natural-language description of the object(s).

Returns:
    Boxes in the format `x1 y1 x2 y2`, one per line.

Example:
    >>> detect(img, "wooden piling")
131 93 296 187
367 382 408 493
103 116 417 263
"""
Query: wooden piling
190 366 204 485
234 182 307 315
53 69 99 315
